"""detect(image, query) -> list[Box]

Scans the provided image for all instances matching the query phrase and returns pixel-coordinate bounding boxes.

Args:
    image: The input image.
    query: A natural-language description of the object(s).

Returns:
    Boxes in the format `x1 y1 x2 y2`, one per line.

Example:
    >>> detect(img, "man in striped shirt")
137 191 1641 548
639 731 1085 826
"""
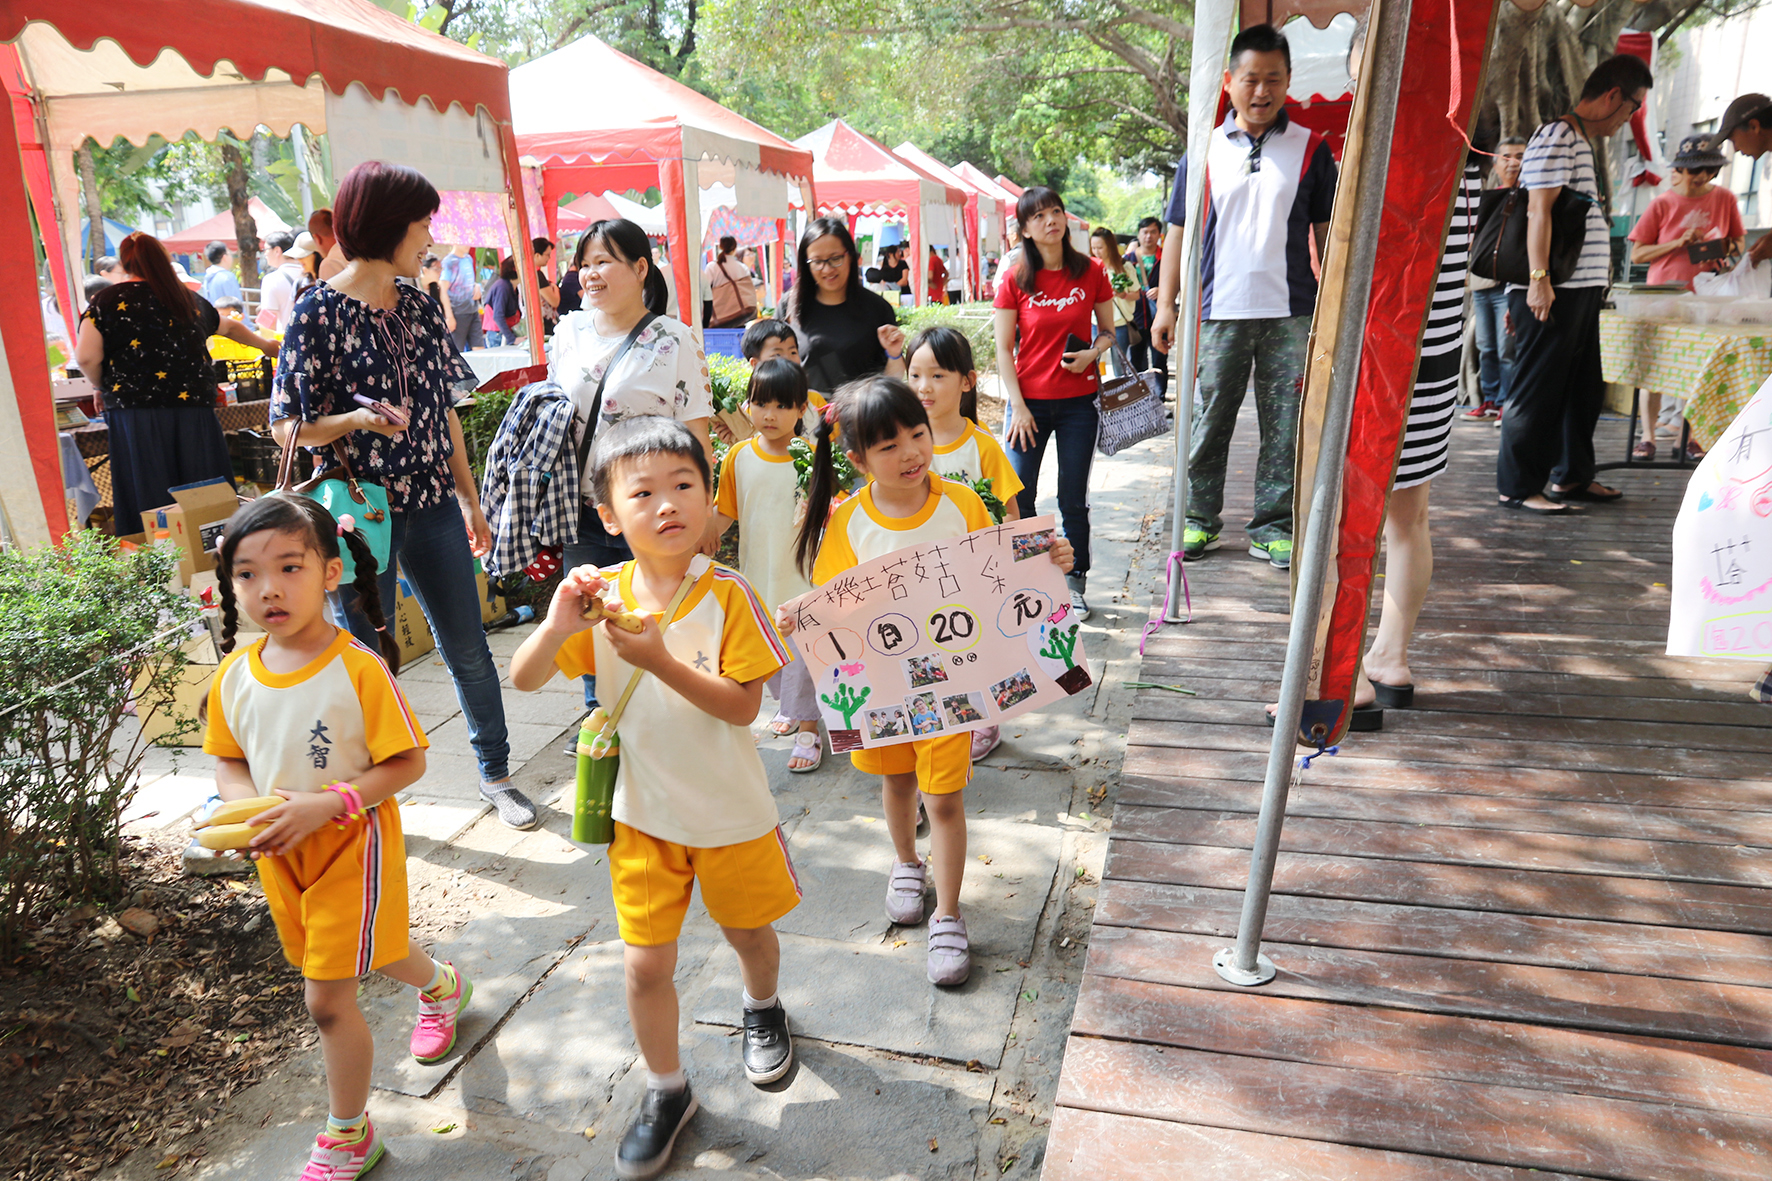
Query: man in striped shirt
1498 54 1653 514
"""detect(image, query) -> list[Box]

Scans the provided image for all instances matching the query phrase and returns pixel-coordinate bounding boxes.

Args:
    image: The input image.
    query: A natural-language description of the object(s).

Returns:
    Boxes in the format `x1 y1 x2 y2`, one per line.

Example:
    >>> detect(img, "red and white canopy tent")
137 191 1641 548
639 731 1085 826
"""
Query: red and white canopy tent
989 173 1091 250
952 162 1018 269
160 197 289 255
792 119 968 308
893 141 1002 302
0 0 540 548
510 35 815 327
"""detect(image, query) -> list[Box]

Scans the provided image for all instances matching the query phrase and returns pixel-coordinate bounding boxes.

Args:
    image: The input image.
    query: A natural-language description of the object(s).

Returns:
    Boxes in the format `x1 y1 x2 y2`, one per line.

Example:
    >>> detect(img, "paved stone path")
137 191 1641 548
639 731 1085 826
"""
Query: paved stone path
107 418 1175 1181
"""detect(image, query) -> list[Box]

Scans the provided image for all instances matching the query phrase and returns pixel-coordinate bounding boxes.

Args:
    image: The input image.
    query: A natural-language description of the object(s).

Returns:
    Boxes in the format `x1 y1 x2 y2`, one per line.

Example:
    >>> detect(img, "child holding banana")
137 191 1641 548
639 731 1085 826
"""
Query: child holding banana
199 494 471 1180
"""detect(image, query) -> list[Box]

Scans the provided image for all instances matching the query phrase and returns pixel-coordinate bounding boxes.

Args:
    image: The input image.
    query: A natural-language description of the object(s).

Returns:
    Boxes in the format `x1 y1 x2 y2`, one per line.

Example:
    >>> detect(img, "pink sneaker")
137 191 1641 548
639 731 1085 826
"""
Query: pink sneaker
969 725 1001 762
299 1119 384 1179
411 962 472 1064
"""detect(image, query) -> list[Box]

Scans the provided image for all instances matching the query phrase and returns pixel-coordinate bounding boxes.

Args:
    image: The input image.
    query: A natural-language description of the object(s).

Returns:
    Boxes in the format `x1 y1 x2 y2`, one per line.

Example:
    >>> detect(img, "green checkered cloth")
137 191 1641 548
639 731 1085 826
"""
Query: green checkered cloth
1598 313 1772 449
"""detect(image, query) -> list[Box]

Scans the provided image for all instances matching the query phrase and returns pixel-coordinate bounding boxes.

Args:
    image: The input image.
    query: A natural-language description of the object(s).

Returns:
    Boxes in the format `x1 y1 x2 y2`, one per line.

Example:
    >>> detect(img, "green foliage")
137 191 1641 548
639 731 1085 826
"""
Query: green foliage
88 134 221 225
819 681 870 728
898 304 998 372
943 472 1006 523
788 434 858 497
707 352 753 414
0 534 202 956
457 387 515 483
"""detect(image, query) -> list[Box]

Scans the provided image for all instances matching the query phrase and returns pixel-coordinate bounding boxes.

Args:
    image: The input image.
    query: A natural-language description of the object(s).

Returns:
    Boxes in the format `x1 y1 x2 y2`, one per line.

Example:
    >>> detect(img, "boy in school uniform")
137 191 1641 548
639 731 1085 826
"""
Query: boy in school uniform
511 416 801 1180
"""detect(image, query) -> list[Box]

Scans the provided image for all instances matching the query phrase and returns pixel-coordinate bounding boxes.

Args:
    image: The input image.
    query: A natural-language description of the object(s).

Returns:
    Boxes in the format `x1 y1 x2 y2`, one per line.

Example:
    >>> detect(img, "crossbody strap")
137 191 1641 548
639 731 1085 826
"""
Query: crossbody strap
598 555 708 734
574 312 660 479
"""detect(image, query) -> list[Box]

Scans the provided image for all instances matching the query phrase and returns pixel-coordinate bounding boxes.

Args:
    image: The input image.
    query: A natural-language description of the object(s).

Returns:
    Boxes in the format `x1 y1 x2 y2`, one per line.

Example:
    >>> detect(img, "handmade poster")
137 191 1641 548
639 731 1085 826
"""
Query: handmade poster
1669 372 1772 659
780 515 1092 751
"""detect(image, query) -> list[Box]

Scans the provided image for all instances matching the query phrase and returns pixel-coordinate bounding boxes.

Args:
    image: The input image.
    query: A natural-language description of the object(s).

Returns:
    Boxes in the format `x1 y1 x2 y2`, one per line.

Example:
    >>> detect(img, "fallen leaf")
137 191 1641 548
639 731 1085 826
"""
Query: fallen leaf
1001 1157 1019 1173
431 1122 457 1134
892 939 907 949
126 986 142 1004
989 1117 1007 1125
232 1033 250 1043
977 854 993 864
155 1154 181 1170
583 1127 597 1139
929 1138 939 1152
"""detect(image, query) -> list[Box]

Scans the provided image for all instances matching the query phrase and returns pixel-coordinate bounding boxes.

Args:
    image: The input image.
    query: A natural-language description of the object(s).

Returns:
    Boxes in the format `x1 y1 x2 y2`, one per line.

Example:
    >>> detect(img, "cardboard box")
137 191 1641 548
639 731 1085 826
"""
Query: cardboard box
395 576 435 666
133 631 219 747
474 558 505 625
138 478 239 584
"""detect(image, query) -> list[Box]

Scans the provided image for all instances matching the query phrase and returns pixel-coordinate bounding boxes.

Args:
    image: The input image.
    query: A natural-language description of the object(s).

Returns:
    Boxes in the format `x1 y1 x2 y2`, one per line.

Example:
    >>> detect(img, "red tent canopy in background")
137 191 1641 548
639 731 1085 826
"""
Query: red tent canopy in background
793 119 967 307
894 141 1004 301
0 0 538 548
511 36 815 325
159 198 290 254
557 190 620 233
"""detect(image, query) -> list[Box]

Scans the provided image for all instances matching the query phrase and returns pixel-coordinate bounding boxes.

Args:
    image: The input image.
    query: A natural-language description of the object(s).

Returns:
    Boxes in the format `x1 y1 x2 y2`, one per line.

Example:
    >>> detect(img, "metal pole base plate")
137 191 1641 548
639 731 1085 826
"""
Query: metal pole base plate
1213 947 1277 987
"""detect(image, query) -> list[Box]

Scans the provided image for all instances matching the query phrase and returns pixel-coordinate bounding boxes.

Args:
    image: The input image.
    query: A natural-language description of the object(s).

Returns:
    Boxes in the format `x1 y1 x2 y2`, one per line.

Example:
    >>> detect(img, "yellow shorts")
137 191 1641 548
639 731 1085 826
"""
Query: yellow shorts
256 802 410 981
850 733 972 795
609 821 803 947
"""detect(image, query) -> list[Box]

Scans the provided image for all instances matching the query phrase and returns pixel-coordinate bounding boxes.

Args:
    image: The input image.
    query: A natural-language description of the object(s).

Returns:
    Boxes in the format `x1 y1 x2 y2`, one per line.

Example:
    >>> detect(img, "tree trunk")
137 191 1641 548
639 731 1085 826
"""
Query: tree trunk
220 141 259 296
78 140 104 264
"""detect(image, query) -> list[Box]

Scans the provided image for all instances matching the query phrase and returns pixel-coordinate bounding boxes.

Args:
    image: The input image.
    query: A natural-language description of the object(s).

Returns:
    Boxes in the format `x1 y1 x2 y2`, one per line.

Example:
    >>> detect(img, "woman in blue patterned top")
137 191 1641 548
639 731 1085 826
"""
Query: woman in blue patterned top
271 160 536 830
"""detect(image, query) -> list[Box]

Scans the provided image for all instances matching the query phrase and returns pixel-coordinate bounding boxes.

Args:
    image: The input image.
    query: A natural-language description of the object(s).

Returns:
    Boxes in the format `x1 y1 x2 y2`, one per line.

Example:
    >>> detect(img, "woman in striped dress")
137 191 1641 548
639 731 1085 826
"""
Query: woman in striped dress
1350 16 1476 716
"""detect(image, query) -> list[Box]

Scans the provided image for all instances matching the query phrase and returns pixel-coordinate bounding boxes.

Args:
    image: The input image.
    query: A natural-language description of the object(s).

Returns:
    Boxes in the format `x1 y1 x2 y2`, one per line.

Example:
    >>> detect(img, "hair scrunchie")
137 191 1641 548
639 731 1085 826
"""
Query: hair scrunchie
336 514 356 536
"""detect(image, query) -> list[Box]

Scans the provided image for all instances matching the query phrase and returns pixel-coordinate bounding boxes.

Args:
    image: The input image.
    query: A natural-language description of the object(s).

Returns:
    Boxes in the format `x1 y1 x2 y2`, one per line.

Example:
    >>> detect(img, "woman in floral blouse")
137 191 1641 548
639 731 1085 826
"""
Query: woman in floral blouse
271 160 536 830
548 217 714 571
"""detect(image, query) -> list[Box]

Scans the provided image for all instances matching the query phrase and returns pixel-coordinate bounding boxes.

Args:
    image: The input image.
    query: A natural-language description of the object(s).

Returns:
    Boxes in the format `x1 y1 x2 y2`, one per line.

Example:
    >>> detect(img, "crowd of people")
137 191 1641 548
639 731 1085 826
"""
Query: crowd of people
58 19 1772 1178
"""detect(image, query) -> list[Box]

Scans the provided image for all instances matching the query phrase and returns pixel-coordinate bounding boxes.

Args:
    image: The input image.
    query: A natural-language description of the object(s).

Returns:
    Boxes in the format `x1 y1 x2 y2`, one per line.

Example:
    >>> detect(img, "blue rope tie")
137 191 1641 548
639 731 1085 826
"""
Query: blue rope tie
1298 745 1340 771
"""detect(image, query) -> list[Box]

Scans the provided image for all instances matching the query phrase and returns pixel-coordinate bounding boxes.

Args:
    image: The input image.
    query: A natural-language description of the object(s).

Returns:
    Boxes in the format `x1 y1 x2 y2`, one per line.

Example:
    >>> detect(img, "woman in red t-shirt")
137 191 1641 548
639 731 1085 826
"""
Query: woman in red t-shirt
993 187 1115 619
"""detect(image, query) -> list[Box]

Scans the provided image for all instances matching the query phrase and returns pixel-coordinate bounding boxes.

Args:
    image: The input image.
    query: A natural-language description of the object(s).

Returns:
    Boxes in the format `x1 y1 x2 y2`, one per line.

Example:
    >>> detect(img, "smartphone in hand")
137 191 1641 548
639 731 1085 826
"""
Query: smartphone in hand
353 393 410 427
1062 333 1091 369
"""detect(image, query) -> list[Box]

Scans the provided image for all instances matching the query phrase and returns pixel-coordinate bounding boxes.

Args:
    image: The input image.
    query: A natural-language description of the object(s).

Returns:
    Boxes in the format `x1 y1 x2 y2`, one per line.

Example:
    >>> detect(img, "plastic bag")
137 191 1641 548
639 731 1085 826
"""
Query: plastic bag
1692 253 1772 299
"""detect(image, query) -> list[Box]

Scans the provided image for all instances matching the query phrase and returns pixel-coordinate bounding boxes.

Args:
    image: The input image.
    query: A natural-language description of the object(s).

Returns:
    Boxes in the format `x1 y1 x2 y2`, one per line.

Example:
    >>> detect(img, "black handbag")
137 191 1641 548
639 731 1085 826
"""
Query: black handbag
1469 121 1600 286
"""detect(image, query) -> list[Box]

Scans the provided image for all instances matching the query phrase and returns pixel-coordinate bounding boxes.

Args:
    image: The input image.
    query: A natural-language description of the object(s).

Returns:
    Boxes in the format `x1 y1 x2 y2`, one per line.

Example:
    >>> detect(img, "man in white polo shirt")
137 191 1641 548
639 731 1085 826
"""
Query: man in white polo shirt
1152 23 1336 570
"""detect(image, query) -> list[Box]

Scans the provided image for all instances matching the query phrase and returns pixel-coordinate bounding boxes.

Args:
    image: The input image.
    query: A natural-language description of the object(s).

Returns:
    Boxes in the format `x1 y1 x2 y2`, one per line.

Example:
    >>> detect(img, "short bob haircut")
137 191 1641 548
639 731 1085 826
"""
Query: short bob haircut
333 160 441 264
586 415 712 509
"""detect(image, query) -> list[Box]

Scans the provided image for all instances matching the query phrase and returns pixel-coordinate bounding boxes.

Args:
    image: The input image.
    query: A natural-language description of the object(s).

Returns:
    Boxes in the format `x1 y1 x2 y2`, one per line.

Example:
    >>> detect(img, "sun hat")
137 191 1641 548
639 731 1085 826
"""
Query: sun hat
1669 134 1728 172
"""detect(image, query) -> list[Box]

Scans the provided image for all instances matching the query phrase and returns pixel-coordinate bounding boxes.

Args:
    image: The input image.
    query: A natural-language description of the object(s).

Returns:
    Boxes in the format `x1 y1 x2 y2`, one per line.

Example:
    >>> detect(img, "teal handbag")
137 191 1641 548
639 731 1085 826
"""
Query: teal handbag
276 419 393 583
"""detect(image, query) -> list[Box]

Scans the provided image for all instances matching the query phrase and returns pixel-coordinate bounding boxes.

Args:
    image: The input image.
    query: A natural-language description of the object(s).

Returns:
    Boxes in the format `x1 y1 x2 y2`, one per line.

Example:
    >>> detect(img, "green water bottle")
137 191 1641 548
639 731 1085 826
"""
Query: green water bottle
572 713 619 844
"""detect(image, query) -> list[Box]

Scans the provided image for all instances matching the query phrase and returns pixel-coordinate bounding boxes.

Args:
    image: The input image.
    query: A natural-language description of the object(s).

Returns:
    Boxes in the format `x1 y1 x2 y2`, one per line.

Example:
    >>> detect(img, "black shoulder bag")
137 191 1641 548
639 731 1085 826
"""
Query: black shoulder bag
1469 118 1600 286
573 312 660 483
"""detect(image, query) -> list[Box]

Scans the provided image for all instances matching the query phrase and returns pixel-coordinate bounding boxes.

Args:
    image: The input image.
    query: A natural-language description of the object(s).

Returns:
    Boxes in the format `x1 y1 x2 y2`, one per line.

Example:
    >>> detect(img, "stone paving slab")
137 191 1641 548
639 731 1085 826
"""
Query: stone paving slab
690 933 1031 1070
426 716 571 768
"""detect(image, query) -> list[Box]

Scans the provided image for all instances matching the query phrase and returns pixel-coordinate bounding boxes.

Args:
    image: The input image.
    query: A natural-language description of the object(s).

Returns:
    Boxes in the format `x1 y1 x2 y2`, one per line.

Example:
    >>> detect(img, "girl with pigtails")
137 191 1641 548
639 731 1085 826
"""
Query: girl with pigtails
205 493 475 1180
784 376 1075 987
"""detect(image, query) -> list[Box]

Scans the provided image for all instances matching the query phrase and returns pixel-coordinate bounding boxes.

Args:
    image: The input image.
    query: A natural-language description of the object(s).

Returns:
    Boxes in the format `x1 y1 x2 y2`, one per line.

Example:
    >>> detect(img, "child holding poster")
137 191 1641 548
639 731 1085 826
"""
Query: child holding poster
907 325 1024 760
510 418 800 1180
713 358 824 771
787 376 1073 986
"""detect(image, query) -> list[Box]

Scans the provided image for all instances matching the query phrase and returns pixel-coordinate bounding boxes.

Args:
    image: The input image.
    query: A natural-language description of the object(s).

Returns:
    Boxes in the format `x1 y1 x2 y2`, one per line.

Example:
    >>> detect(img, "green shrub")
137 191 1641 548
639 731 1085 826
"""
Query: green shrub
708 353 752 414
458 387 515 484
898 303 998 371
0 534 202 956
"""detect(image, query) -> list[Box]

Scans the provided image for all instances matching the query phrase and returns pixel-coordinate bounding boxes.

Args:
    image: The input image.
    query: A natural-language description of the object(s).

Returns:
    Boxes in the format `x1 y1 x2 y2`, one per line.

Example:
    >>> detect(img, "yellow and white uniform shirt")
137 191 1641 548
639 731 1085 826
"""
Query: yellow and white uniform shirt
716 437 813 611
555 559 790 848
933 420 1024 506
813 474 995 585
204 629 428 792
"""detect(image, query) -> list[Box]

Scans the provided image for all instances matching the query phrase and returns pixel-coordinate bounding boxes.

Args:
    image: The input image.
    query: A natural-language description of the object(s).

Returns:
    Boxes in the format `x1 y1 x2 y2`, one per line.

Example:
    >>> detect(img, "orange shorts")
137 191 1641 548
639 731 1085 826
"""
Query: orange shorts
609 821 803 947
256 802 410 981
849 733 972 795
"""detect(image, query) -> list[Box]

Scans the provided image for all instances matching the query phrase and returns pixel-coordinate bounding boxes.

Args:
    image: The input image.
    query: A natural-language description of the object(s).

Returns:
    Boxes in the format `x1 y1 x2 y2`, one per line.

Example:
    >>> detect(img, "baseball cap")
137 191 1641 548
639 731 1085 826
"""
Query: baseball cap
1707 93 1772 150
285 231 318 260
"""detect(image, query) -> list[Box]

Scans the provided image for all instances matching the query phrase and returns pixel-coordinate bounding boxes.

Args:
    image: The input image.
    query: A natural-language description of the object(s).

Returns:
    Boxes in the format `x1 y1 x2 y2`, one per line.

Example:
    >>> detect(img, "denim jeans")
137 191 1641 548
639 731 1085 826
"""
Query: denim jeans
1006 394 1097 578
484 328 512 348
1470 286 1514 407
332 497 511 783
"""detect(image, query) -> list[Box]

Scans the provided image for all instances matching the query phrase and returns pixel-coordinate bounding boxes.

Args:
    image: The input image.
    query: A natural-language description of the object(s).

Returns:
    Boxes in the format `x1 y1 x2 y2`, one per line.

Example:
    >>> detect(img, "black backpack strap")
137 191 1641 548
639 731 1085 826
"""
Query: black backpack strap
574 312 659 479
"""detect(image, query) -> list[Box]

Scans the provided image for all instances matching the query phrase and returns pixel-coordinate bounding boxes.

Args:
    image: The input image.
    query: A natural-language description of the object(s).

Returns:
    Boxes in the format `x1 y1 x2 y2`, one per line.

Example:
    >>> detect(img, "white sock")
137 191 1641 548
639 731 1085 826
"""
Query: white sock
742 990 777 1011
646 1068 686 1093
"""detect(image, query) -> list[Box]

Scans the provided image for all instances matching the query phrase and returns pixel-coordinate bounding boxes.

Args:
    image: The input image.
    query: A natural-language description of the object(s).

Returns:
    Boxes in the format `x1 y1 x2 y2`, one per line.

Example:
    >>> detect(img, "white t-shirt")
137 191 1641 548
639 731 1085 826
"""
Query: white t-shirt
1519 119 1609 289
553 557 789 847
547 312 714 499
257 262 305 332
715 437 812 610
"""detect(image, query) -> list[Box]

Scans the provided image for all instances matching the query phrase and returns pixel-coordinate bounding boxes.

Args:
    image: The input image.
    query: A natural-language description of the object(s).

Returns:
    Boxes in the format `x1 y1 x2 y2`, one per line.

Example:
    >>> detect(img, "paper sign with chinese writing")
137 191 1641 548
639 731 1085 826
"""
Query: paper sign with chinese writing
1670 373 1772 659
780 515 1092 751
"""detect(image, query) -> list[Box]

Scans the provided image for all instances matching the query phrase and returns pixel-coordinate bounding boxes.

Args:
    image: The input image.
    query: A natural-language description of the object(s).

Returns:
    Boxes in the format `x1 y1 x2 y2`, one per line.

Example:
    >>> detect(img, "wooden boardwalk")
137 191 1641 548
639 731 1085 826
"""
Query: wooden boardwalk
1044 414 1772 1180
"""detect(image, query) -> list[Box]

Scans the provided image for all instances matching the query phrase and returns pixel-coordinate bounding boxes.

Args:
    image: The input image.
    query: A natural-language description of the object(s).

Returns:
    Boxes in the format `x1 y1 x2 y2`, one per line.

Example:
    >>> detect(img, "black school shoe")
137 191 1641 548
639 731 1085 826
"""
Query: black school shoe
616 1081 698 1180
743 1002 794 1084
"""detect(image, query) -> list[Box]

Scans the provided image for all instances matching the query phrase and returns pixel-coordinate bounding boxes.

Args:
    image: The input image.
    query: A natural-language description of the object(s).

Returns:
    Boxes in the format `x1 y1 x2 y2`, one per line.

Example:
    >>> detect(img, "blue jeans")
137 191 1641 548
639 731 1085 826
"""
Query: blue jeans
333 498 511 783
485 328 512 348
1470 286 1514 407
1006 394 1097 578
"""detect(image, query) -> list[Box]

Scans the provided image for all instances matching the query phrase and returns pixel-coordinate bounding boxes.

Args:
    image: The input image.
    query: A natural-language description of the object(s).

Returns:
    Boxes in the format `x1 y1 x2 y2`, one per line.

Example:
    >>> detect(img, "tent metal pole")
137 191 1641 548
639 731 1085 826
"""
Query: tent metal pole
1213 0 1412 988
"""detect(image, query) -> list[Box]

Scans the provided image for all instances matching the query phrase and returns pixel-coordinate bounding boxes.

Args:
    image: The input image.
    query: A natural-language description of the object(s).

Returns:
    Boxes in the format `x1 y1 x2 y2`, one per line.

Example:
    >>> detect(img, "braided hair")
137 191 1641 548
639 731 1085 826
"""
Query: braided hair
213 494 401 671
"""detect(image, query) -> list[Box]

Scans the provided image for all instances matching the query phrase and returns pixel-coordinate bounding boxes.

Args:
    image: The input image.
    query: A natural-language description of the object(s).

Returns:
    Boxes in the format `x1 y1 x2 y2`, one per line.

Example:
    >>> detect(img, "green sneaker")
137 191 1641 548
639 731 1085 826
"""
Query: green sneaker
1250 538 1293 570
1182 527 1222 561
